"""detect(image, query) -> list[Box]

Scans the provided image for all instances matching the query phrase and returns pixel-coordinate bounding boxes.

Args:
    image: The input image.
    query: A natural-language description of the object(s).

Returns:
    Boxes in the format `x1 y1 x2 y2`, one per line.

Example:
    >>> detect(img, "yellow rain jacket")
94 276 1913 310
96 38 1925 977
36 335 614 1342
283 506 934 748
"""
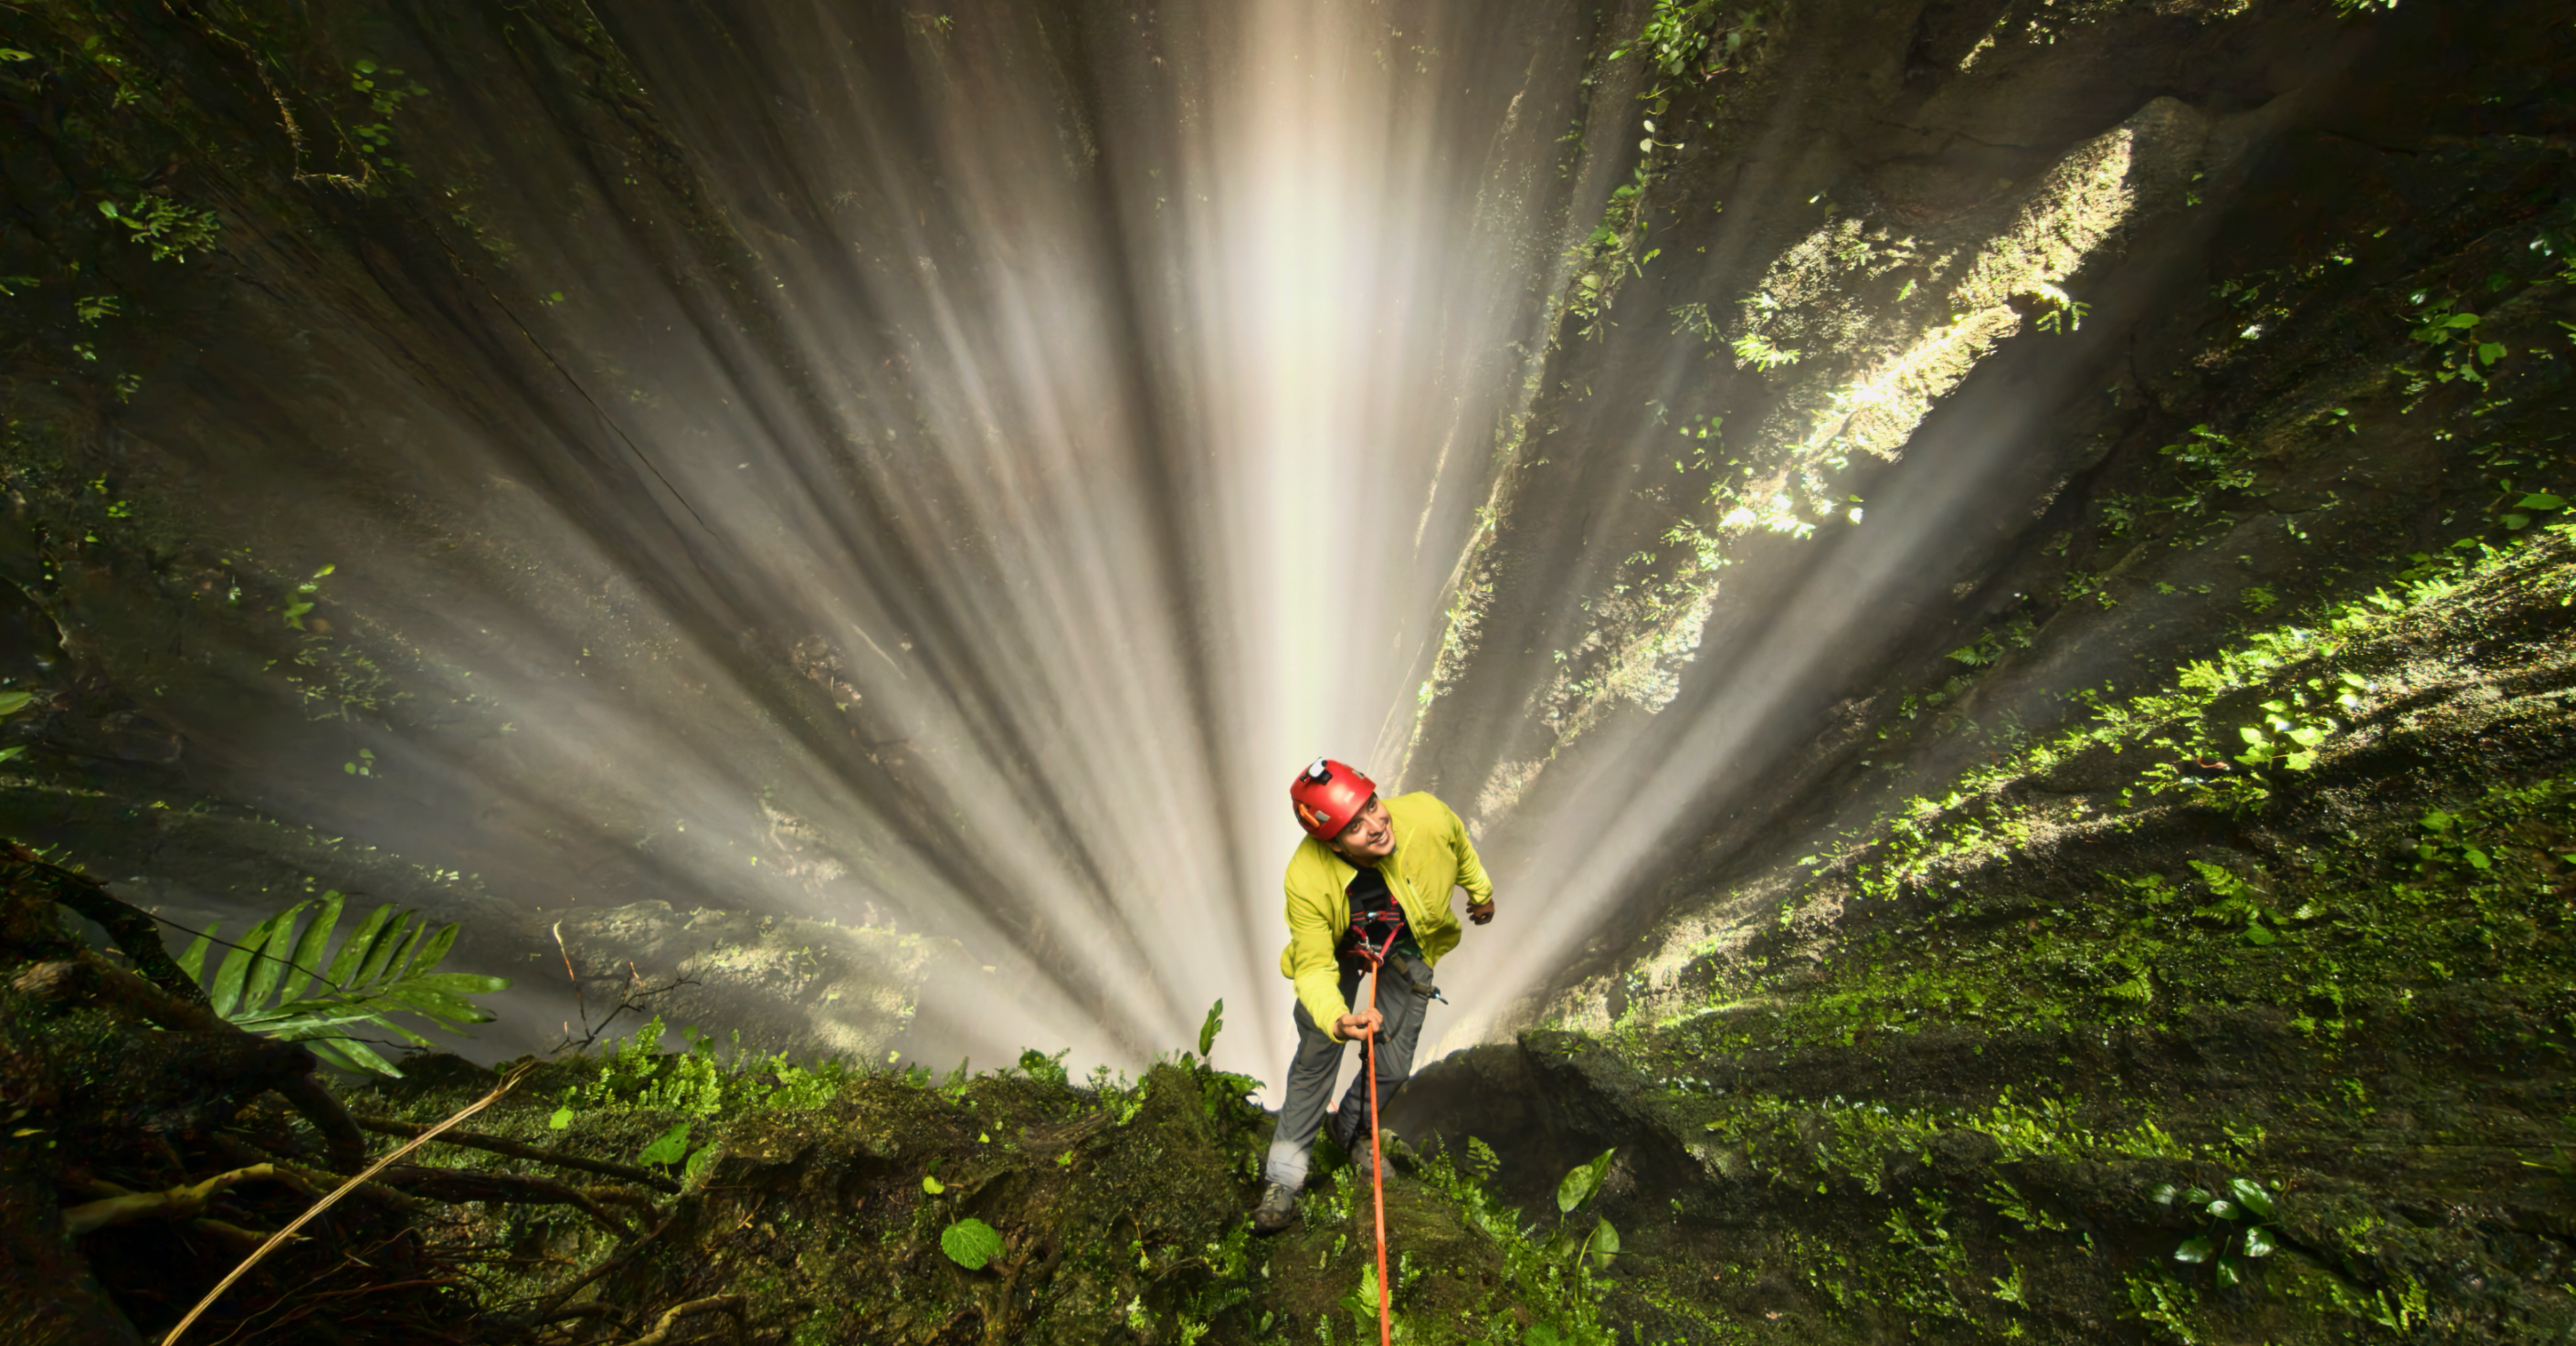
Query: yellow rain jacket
1278 792 1493 1039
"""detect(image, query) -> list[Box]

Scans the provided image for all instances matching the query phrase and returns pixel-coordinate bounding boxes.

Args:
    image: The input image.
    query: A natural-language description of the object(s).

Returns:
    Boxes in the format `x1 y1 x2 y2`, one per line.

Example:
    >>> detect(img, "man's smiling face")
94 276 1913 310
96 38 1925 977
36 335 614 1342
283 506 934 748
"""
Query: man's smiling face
1330 794 1395 864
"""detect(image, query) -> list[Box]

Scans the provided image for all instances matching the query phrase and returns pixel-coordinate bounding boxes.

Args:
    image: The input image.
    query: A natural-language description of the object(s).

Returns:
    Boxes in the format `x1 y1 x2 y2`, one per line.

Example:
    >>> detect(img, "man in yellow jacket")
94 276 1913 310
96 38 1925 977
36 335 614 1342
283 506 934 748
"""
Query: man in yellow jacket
1253 758 1494 1232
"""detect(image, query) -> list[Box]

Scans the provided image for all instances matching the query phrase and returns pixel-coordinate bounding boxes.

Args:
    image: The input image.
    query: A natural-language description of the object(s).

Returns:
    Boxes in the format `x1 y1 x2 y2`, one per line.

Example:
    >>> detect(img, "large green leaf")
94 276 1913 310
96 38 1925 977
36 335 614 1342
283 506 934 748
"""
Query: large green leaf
279 891 343 1004
176 924 216 983
380 983 486 1025
941 1217 1005 1270
325 903 396 987
237 1006 391 1036
2226 1178 2276 1221
361 915 422 988
1587 1216 1621 1271
239 899 309 1013
403 922 460 979
403 971 510 995
208 911 284 1018
639 1122 692 1166
179 893 510 1078
305 1036 401 1078
1557 1148 1617 1215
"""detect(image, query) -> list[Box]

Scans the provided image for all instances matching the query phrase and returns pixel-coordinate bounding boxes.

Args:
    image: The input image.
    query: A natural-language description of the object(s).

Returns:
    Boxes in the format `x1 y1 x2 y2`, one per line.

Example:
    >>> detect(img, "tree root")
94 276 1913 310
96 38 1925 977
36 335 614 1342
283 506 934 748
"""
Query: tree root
12 847 212 1010
529 1210 682 1320
10 946 367 1172
204 1133 425 1214
63 1164 320 1235
159 1061 531 1346
624 1294 747 1346
214 1130 655 1236
533 1300 633 1330
376 1166 640 1238
353 1113 681 1193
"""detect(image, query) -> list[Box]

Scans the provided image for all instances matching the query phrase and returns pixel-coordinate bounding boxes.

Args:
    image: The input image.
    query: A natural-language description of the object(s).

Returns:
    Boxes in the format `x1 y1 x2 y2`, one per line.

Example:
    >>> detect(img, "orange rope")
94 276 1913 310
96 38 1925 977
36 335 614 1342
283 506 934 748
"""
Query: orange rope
1365 961 1391 1346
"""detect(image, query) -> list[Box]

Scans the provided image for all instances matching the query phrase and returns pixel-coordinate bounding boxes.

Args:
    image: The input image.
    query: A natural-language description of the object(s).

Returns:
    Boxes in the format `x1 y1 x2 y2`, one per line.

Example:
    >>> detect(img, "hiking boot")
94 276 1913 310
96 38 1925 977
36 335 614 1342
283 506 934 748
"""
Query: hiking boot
1251 1181 1298 1234
1348 1129 1404 1183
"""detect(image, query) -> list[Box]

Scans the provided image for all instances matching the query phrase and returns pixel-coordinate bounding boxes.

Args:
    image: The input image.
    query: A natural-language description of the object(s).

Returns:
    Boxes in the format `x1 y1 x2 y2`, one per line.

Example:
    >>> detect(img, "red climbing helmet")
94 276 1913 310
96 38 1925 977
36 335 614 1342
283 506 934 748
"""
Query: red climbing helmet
1289 758 1376 840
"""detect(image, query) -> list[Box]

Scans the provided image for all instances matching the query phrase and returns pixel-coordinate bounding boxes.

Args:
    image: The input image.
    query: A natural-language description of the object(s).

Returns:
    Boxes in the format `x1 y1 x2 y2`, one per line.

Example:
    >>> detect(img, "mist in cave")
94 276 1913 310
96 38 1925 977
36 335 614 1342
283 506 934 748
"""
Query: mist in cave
0 0 2551 1083
10 0 1631 1085
363 0 1600 1081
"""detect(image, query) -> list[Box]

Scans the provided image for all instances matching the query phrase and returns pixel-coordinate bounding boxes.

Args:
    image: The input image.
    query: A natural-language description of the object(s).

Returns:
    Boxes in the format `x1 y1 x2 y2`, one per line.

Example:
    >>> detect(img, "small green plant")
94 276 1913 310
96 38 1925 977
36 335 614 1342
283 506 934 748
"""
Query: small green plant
1983 1177 2070 1232
2186 861 2291 946
2502 489 2566 531
0 688 39 766
1409 1141 1622 1343
1946 617 2036 668
1197 998 1224 1058
175 890 506 1075
1622 0 1765 81
96 195 221 262
2126 1272 2201 1343
2413 807 2493 873
1730 331 1802 371
554 1015 852 1120
2156 1177 2281 1289
1018 1046 1071 1087
2158 426 2255 508
2328 1274 2429 1331
639 1121 693 1166
1553 1147 1622 1271
2233 671 2364 772
346 59 429 174
1884 1190 1969 1277
2406 293 2506 386
2033 288 2092 334
1338 1262 1396 1340
638 1119 718 1184
282 563 335 629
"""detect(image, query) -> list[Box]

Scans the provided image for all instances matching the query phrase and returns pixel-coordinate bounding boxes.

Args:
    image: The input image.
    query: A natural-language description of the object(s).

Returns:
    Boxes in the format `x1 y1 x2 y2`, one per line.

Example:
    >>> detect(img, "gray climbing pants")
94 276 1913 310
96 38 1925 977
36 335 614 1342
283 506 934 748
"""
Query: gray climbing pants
1263 950 1436 1190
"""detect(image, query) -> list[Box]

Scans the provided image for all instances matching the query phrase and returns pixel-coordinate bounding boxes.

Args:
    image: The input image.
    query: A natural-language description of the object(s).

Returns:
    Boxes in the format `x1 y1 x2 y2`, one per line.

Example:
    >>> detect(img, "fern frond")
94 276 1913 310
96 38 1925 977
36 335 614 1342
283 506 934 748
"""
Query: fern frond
175 893 508 1077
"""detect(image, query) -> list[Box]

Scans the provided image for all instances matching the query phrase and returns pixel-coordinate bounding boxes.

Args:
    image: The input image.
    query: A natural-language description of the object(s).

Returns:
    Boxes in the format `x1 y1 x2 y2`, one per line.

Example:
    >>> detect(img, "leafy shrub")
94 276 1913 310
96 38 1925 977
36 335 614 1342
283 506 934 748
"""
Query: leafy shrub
2157 1177 2280 1289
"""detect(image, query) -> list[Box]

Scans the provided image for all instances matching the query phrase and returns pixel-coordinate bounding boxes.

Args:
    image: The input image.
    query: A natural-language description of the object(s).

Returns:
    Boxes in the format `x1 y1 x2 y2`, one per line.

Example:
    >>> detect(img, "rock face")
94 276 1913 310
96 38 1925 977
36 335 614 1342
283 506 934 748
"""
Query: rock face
1379 528 2576 1341
1402 0 2576 1043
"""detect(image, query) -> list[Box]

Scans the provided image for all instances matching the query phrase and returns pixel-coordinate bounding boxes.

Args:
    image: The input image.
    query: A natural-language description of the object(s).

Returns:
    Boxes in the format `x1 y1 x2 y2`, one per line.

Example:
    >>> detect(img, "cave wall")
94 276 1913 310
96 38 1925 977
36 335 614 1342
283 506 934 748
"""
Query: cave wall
1386 0 2576 1033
